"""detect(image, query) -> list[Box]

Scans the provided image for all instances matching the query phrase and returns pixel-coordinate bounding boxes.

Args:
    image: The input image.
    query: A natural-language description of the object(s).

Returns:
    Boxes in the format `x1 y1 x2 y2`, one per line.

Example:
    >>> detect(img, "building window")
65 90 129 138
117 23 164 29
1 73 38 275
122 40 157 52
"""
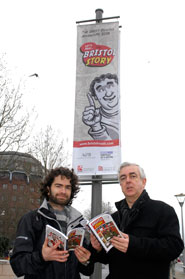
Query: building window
13 172 27 181
2 184 8 189
20 185 25 190
12 196 17 201
0 172 9 179
0 210 5 216
37 199 41 204
13 184 18 190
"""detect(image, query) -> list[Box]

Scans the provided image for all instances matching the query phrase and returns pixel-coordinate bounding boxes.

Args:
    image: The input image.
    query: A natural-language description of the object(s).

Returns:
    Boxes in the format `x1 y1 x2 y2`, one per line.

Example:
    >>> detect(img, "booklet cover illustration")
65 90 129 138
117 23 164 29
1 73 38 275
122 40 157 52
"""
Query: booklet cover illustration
87 213 122 252
46 224 85 251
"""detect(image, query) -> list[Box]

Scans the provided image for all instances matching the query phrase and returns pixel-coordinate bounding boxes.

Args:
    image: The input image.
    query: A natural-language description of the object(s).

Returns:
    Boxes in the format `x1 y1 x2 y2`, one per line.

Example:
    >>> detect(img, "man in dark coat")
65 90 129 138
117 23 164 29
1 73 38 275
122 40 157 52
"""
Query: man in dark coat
90 162 184 279
10 167 94 279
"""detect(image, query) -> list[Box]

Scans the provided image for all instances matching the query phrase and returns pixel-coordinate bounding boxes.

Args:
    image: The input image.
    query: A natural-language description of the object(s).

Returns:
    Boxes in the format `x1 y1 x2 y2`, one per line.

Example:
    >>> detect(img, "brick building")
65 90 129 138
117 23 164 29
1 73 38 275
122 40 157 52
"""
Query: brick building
0 151 43 242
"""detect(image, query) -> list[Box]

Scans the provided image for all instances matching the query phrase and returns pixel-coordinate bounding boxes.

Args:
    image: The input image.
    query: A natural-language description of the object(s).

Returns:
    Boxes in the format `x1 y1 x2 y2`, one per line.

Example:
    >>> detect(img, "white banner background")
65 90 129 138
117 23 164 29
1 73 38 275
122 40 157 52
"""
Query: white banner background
73 22 121 177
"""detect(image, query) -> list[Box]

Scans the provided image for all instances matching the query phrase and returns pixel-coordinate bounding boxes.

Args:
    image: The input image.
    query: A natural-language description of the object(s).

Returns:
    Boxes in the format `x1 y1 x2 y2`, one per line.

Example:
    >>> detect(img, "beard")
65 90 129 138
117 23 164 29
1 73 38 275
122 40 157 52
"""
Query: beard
48 190 70 207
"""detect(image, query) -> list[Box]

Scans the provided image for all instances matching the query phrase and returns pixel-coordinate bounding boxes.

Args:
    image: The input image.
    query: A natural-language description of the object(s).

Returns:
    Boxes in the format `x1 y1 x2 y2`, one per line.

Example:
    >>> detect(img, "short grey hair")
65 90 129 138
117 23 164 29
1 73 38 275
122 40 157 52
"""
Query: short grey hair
118 162 146 180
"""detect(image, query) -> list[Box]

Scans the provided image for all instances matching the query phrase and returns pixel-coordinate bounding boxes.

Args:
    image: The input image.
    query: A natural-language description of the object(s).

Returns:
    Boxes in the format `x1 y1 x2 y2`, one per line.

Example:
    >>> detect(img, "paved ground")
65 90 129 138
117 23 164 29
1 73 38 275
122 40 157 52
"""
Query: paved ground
171 262 185 279
10 260 185 279
81 262 185 279
80 264 108 279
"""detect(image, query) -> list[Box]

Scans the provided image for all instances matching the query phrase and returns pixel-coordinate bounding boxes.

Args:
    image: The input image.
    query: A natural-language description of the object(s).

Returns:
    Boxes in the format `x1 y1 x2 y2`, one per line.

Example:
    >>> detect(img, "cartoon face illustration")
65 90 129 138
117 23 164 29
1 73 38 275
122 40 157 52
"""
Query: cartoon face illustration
93 77 119 110
82 73 119 140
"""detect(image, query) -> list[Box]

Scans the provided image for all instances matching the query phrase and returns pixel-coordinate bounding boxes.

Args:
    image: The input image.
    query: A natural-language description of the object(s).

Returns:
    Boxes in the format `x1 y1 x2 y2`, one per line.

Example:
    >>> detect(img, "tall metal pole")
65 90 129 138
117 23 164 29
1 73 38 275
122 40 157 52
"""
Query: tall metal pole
90 9 104 279
180 204 184 243
180 203 185 273
175 193 185 273
95 8 104 22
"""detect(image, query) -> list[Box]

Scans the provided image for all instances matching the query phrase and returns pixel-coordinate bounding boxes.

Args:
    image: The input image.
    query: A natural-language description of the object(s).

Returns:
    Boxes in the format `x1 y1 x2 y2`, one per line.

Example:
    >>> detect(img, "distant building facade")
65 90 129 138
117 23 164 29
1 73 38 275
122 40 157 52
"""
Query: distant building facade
0 151 43 242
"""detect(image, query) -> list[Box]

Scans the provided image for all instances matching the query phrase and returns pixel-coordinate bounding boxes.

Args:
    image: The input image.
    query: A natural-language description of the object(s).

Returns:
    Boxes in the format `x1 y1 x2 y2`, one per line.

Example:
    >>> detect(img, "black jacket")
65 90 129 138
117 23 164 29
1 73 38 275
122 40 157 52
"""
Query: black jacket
91 190 184 279
10 200 94 279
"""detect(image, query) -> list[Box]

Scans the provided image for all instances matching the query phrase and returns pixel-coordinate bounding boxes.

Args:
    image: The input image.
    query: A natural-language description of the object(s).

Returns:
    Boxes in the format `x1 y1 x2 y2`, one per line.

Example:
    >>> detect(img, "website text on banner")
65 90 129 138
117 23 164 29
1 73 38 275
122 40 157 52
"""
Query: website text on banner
73 22 121 177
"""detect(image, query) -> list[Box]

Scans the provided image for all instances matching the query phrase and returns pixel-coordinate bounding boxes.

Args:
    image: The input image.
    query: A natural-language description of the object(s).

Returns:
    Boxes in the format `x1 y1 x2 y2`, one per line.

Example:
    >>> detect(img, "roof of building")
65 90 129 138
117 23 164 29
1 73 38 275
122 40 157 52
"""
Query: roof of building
0 151 43 176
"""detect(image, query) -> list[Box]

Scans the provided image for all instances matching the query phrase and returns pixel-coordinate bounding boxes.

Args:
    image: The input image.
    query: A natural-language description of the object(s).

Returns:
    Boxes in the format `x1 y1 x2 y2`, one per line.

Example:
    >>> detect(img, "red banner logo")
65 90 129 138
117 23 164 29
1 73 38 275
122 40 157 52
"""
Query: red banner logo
77 165 83 172
80 42 115 67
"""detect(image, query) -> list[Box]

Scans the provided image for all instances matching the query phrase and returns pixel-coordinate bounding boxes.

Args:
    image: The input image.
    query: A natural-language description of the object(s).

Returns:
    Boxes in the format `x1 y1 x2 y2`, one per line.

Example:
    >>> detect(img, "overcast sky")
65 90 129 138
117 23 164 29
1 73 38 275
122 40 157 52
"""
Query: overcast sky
1 0 185 227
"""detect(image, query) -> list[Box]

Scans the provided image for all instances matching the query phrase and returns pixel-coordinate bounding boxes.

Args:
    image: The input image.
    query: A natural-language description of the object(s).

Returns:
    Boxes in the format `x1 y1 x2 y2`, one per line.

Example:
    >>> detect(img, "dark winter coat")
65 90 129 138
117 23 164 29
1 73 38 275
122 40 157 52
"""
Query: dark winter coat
91 190 184 279
10 200 94 279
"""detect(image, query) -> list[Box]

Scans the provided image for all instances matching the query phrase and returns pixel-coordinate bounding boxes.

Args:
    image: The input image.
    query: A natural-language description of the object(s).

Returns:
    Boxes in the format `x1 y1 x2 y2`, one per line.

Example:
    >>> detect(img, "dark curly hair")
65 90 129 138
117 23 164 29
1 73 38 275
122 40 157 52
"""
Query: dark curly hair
90 73 118 97
40 167 80 206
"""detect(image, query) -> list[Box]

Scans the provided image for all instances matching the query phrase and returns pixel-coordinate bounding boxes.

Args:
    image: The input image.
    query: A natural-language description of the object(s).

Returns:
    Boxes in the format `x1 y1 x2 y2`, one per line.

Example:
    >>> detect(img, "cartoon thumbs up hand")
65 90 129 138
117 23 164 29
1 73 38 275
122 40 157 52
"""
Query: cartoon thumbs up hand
82 93 102 131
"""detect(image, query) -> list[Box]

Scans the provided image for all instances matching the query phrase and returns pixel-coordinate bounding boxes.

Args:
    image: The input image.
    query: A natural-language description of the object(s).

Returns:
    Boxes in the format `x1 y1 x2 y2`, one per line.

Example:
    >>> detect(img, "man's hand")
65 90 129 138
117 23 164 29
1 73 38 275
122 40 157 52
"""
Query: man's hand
82 93 102 130
74 246 91 263
111 232 129 253
42 238 69 262
90 233 102 252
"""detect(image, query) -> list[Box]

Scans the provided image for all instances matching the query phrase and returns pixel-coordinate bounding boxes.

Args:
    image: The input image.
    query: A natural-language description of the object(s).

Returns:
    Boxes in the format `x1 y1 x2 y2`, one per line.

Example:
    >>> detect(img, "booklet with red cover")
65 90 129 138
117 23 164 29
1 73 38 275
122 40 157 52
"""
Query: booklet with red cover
46 224 85 251
87 213 122 252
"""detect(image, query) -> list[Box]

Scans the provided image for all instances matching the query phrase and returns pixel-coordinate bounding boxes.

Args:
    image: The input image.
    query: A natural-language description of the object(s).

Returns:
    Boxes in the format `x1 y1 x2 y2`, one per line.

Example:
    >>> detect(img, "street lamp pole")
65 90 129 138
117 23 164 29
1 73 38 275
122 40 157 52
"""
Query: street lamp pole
175 193 185 273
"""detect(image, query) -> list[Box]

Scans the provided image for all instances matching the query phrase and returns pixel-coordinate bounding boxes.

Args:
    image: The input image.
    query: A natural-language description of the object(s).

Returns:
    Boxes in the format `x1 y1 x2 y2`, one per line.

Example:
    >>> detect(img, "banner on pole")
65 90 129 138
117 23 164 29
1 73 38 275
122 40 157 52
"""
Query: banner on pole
72 21 121 177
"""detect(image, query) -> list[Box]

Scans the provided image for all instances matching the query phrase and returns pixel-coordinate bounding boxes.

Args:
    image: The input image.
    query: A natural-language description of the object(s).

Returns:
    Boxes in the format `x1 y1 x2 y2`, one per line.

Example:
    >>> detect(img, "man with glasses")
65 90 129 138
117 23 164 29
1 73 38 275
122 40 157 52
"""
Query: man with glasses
90 162 184 279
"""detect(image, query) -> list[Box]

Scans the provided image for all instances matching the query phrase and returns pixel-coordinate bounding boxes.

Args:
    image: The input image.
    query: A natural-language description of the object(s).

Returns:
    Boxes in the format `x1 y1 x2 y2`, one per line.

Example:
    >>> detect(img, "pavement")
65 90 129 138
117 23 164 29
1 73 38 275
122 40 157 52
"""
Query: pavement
171 262 185 279
81 262 185 279
8 259 185 279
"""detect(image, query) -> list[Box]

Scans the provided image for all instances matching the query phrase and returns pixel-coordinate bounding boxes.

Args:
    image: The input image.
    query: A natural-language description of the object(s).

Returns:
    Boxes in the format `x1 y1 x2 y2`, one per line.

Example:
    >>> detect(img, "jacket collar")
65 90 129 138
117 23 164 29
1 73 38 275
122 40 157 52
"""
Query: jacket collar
37 198 84 231
115 190 150 231
115 189 149 211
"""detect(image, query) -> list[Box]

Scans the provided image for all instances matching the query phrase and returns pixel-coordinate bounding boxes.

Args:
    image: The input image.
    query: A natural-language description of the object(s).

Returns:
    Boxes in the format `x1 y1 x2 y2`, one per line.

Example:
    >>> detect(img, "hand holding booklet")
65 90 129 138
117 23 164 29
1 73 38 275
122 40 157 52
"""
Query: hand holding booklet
46 225 85 251
86 213 122 252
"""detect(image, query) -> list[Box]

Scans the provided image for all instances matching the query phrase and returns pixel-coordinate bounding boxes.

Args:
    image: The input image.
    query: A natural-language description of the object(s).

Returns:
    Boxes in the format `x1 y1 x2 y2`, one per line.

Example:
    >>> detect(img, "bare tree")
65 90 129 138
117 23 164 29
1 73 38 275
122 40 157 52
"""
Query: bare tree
83 201 114 220
28 125 70 175
0 54 33 152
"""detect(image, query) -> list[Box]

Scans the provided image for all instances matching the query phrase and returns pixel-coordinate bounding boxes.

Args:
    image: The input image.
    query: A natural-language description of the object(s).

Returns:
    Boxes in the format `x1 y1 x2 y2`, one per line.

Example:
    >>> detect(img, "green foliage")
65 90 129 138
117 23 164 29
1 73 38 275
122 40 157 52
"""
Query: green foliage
0 236 10 258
